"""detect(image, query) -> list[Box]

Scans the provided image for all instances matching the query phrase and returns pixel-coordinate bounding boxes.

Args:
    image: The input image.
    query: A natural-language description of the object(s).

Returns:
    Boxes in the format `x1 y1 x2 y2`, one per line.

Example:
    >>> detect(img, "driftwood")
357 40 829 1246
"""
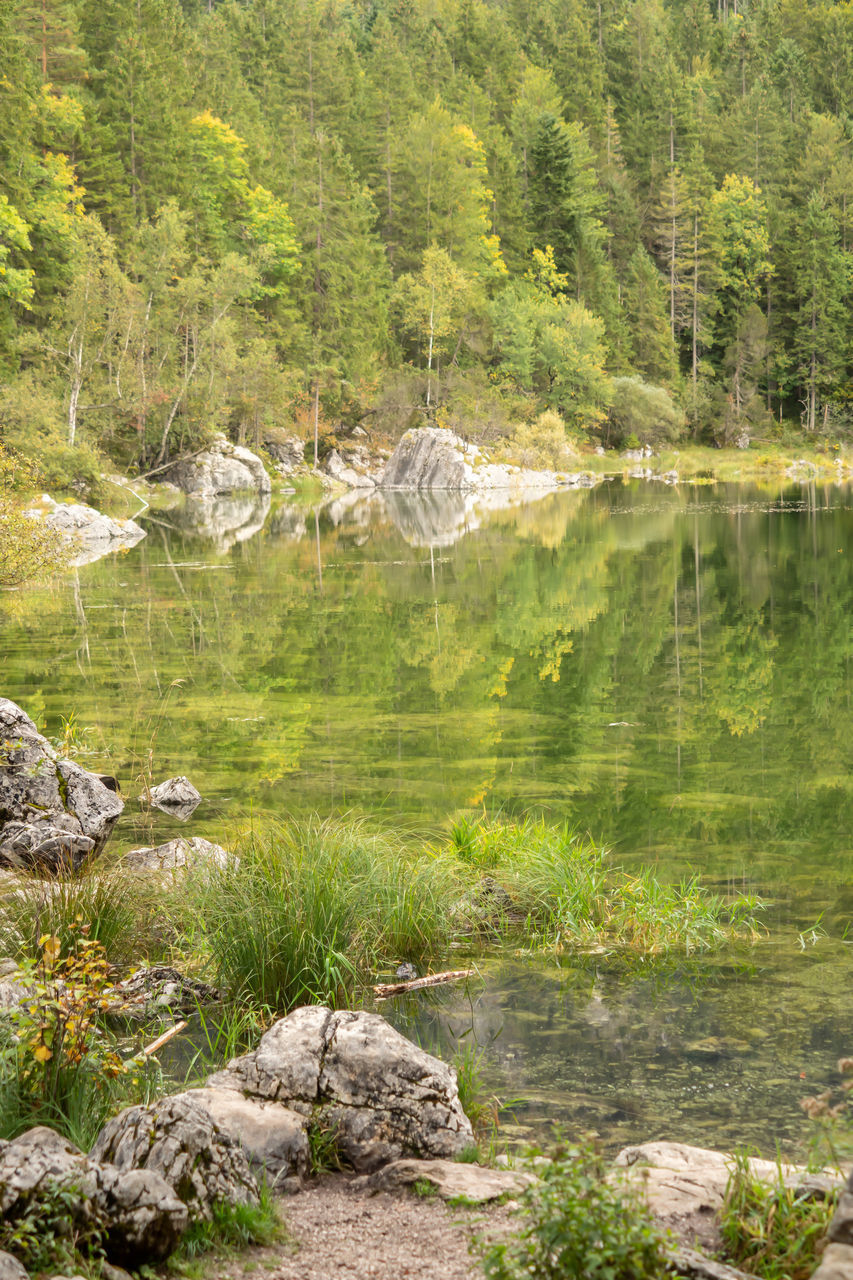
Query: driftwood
373 969 475 999
142 1020 188 1057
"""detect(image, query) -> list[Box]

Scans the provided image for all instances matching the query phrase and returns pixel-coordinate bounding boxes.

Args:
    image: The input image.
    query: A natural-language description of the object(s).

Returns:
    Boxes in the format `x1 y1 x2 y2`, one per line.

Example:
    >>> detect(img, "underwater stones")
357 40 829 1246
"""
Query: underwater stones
0 699 123 871
90 1094 258 1223
206 1006 474 1172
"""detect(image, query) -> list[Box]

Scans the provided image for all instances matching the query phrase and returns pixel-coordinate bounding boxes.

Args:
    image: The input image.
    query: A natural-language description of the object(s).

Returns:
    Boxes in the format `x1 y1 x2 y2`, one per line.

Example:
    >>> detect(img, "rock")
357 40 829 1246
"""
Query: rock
622 446 653 461
162 436 271 498
0 699 123 871
322 448 378 489
349 1157 536 1203
143 776 201 818
830 1191 853 1244
262 431 305 471
181 1087 309 1187
120 836 231 875
108 965 222 1021
812 1244 853 1280
395 962 418 982
613 1142 843 1249
0 1125 187 1265
270 505 307 540
0 1252 28 1280
206 1006 474 1173
734 430 750 450
90 1094 259 1222
381 427 596 495
671 1247 755 1280
28 498 146 567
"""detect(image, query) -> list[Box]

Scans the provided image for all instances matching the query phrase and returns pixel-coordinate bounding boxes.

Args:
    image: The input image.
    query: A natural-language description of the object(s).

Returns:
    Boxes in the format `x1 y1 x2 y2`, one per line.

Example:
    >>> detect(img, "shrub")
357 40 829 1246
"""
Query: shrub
501 411 580 470
481 1138 672 1280
605 376 685 450
0 445 64 587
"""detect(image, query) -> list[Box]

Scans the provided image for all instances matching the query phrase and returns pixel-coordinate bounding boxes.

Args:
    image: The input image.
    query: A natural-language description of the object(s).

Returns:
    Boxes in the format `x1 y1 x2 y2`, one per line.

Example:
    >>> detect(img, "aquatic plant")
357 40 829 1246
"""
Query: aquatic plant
179 816 459 1010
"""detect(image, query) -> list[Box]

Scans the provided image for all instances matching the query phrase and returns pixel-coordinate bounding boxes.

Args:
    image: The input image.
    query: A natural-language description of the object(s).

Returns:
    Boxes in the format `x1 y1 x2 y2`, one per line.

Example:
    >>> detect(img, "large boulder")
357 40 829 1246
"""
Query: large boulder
163 436 271 497
205 1006 474 1172
381 427 478 490
28 498 146 567
0 1126 187 1266
0 700 123 871
179 1087 309 1188
90 1094 259 1222
262 430 305 472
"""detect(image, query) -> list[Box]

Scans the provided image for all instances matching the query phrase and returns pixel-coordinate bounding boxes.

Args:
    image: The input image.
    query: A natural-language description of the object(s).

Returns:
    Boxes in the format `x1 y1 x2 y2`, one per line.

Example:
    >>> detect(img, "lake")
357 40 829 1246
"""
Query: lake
2 477 851 1155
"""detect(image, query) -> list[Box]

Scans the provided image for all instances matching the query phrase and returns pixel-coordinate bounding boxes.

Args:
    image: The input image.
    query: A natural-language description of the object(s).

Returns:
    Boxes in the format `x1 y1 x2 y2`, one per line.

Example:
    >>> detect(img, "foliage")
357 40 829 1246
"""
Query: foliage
0 1176 107 1276
500 410 579 470
605 377 686 449
481 1137 673 1280
0 926 130 1144
718 1149 837 1280
0 446 64 587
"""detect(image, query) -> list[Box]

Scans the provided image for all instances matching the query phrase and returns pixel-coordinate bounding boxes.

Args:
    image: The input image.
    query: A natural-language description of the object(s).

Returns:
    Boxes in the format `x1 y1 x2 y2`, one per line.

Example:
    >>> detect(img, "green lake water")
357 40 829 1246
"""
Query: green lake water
2 478 852 1156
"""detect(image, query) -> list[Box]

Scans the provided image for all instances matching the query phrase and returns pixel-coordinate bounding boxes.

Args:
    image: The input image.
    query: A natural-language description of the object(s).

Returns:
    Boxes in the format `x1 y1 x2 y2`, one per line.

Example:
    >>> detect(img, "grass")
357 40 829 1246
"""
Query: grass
177 816 458 1010
718 1149 838 1280
166 1182 284 1273
448 816 764 962
577 440 853 483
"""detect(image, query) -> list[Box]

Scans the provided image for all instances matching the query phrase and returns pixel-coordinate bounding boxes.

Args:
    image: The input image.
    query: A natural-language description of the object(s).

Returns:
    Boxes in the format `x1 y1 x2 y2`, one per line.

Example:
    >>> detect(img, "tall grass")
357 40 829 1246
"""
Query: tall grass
178 817 460 1011
449 816 764 960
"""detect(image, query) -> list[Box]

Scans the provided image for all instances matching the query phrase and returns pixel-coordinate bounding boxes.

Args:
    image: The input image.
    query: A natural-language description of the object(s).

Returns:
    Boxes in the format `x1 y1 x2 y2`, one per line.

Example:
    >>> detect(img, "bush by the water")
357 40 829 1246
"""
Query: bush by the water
604 377 686 450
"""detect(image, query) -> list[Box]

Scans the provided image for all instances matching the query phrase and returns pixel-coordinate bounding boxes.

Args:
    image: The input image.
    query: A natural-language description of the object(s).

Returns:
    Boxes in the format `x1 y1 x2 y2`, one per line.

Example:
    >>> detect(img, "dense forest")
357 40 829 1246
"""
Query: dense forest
1 0 852 488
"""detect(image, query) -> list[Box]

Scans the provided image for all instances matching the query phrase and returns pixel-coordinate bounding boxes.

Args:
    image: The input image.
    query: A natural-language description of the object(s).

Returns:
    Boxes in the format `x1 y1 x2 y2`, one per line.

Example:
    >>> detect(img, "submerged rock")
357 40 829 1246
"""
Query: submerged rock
0 699 123 872
121 835 231 875
109 965 222 1021
162 436 271 498
28 498 146 567
0 1126 187 1265
91 1094 259 1223
143 776 201 818
205 1005 474 1172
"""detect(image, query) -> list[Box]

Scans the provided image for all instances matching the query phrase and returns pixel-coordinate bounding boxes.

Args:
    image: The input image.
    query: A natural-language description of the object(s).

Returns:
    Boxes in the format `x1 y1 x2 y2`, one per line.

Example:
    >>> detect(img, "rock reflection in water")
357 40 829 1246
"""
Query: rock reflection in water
166 491 271 552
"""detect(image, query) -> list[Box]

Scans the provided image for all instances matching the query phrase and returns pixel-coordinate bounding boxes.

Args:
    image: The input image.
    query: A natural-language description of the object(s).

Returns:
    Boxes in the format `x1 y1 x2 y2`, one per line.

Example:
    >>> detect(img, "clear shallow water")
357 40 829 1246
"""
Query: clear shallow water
2 478 852 1156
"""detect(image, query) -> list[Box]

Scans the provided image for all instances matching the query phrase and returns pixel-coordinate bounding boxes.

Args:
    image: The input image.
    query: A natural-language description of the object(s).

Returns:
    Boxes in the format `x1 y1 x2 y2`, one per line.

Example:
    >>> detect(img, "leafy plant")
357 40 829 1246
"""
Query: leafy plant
0 445 64 588
307 1112 345 1174
718 1148 837 1280
0 925 133 1144
481 1137 673 1280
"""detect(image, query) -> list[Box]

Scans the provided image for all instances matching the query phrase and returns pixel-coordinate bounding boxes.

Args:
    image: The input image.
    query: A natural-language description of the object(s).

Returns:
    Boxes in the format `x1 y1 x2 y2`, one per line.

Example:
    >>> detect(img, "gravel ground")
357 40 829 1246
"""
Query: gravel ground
210 1173 515 1280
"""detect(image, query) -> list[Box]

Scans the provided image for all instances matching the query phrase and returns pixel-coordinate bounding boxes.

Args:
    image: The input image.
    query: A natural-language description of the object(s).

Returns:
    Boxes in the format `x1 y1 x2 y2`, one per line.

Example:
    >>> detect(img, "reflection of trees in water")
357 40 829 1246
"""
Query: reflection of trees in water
1 483 852 905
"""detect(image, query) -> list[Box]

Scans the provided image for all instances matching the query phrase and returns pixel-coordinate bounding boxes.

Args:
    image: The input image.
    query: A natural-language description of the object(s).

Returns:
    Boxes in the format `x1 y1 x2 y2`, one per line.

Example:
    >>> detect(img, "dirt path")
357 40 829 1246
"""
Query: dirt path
213 1174 514 1280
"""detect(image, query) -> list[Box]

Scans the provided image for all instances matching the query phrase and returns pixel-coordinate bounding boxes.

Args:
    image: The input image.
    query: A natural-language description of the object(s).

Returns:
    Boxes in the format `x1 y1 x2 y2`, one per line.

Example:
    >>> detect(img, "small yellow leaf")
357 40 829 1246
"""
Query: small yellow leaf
33 1044 53 1062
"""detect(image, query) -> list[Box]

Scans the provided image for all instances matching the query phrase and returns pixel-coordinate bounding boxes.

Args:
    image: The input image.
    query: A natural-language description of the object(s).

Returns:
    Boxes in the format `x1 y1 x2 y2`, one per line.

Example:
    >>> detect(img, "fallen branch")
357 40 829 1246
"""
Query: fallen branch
142 1020 187 1057
373 969 475 999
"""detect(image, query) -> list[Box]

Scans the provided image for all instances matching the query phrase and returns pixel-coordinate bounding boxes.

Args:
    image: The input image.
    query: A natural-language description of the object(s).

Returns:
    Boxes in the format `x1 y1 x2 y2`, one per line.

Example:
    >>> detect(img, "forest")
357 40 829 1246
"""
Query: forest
1 0 852 490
